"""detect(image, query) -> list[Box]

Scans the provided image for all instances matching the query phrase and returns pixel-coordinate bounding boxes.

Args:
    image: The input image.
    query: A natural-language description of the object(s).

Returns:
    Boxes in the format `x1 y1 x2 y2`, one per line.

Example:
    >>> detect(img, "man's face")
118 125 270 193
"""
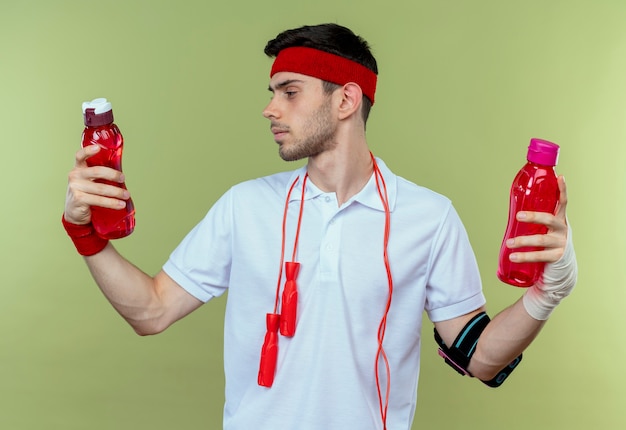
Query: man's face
264 72 338 161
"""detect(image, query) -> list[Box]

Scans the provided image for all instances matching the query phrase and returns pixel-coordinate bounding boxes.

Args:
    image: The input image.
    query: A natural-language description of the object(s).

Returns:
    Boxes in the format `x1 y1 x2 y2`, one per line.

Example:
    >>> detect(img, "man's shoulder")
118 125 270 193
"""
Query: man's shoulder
394 174 452 210
377 157 452 208
228 168 301 199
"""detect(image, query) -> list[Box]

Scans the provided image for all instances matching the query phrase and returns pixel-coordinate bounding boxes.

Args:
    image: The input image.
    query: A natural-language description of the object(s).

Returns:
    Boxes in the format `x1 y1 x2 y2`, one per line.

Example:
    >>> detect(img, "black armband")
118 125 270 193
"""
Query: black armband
434 311 522 388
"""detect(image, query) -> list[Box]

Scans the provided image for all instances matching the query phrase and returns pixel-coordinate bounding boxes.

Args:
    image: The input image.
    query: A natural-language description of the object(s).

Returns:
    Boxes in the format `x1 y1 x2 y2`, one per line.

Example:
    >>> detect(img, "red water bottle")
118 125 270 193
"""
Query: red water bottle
497 138 560 287
82 98 135 239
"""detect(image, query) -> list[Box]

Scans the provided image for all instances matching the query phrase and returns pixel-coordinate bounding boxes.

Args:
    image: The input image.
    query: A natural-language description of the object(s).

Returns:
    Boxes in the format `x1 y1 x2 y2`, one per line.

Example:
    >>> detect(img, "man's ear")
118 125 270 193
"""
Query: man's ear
337 82 363 120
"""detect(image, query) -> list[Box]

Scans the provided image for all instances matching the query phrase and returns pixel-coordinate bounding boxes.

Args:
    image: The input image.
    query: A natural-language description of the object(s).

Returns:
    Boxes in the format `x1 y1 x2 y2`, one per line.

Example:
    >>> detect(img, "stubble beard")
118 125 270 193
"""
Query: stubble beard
278 100 337 162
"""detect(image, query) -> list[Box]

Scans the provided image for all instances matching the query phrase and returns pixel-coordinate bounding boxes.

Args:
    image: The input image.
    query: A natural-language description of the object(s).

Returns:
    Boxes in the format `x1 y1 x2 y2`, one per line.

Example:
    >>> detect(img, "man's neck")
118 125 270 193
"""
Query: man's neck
306 139 373 207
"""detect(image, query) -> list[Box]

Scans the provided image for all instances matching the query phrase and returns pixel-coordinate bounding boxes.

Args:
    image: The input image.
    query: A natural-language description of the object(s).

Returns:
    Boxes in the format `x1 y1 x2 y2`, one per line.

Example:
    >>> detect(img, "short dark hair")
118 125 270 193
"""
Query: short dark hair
264 23 378 124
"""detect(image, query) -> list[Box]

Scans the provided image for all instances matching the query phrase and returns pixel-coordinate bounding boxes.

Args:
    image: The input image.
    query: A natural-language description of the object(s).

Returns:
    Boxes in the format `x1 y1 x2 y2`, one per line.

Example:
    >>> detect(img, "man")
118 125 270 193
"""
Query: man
63 23 577 430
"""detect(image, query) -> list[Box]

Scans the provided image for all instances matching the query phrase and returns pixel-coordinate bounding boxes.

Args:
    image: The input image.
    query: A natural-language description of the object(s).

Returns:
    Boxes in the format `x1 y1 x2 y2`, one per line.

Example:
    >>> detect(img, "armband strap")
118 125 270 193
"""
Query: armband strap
434 311 522 388
62 215 109 256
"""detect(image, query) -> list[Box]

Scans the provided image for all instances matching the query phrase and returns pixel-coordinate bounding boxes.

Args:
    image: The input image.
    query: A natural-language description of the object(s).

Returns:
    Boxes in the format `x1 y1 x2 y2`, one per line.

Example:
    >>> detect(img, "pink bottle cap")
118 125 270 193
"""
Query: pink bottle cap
527 138 559 166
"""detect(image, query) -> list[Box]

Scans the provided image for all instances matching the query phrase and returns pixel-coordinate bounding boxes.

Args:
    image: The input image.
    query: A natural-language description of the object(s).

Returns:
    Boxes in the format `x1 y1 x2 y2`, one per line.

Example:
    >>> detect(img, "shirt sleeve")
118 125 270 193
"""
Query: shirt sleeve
424 203 486 322
162 190 233 303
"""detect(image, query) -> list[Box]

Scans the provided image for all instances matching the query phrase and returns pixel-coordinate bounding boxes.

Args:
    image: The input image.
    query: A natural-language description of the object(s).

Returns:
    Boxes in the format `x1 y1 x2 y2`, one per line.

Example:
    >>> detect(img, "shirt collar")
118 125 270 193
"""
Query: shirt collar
285 157 397 212
353 157 397 212
285 165 323 202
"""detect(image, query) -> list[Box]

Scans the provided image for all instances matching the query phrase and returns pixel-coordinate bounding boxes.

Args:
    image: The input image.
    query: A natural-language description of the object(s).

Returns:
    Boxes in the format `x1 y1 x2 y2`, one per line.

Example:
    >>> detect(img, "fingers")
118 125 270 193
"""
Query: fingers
65 178 130 224
512 175 568 233
67 174 129 205
555 175 568 219
505 211 567 264
505 176 569 265
506 236 565 264
75 144 100 167
511 211 566 235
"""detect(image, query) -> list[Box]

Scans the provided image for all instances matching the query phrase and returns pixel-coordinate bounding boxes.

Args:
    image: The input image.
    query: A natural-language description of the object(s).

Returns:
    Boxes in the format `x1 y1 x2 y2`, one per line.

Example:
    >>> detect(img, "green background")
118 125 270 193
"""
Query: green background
1 0 624 428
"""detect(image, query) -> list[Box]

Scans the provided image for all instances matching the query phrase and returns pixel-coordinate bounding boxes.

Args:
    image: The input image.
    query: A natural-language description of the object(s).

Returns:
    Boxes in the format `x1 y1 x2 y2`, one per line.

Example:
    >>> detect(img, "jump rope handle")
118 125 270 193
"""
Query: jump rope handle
280 262 300 337
258 313 281 387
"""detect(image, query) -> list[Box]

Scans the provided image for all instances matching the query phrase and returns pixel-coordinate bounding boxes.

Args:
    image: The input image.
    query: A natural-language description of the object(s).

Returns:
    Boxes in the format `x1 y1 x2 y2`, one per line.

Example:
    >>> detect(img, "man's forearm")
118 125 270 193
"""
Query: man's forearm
469 299 546 381
83 242 165 335
470 224 577 380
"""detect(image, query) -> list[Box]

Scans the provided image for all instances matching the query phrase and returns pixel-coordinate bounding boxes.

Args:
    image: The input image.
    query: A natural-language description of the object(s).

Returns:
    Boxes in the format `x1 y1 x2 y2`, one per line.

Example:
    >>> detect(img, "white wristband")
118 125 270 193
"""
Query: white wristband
523 224 578 320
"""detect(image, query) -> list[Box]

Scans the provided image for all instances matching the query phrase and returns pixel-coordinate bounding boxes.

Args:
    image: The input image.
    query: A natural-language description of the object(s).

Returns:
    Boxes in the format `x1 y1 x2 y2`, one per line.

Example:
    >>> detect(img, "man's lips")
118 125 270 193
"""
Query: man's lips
271 126 289 140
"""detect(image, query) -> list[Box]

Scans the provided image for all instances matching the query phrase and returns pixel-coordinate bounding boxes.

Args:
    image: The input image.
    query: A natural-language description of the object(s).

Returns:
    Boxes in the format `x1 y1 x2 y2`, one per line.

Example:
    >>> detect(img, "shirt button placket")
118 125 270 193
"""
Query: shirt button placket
320 193 340 278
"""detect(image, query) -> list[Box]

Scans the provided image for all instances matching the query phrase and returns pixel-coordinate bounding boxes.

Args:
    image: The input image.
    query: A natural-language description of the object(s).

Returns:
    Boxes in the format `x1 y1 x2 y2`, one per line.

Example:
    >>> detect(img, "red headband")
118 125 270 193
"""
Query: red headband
270 46 377 105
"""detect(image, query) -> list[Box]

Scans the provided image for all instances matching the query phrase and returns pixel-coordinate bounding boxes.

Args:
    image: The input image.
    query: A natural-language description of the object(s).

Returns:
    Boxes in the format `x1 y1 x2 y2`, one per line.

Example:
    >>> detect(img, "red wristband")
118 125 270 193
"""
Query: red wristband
61 215 109 256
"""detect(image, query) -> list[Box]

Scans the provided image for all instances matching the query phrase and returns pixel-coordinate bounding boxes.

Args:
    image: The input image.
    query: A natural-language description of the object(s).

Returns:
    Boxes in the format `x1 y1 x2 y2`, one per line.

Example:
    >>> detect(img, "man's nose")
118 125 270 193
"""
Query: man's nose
263 97 280 119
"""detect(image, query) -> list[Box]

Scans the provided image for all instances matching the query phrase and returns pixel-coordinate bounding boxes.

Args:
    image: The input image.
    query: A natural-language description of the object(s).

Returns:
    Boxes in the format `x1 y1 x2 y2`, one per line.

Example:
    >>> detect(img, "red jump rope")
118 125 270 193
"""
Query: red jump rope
257 154 393 429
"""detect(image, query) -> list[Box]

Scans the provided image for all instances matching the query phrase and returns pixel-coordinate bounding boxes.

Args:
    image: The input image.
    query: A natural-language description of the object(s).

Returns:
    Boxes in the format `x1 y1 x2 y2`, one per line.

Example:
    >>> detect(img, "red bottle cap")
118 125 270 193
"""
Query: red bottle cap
82 98 114 127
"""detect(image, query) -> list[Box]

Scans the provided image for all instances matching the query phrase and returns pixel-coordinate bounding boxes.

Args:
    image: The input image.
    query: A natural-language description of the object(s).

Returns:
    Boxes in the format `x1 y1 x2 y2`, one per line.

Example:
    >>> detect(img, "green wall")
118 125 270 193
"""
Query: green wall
1 0 624 428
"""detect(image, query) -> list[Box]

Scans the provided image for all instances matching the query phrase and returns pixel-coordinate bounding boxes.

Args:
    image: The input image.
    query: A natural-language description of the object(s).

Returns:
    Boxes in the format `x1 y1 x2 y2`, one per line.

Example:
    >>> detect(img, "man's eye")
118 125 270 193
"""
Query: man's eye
284 91 297 98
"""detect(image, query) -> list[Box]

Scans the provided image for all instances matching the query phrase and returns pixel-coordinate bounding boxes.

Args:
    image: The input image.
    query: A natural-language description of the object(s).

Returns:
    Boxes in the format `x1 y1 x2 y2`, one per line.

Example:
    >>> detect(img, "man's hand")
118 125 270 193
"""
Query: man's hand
64 145 130 225
507 175 578 320
505 175 569 265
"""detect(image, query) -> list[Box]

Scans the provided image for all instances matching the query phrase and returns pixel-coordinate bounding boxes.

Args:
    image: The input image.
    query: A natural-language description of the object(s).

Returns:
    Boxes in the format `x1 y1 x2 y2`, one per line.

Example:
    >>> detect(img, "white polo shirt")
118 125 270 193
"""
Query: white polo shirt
163 158 485 430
